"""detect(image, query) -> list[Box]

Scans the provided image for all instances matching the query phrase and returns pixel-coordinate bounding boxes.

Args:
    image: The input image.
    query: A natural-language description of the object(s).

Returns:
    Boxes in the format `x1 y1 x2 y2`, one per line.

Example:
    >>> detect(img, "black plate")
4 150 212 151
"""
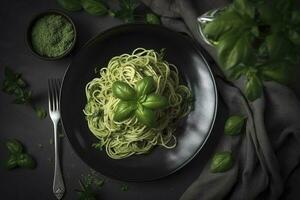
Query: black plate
60 24 217 181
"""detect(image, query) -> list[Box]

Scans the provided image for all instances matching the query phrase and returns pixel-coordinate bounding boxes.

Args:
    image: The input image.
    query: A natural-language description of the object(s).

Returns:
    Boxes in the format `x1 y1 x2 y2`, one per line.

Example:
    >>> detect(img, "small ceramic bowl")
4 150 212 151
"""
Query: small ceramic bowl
26 9 77 61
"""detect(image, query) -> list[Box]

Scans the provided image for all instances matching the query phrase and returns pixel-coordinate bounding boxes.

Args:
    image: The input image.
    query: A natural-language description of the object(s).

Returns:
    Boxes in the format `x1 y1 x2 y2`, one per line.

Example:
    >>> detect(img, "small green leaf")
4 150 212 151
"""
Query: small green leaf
142 94 168 110
224 115 247 136
6 139 23 154
57 0 82 11
121 184 128 191
135 105 156 127
146 13 160 24
35 106 47 119
112 81 136 101
135 77 156 97
4 154 18 170
113 101 136 122
245 73 263 101
210 152 233 173
17 154 36 169
81 0 108 16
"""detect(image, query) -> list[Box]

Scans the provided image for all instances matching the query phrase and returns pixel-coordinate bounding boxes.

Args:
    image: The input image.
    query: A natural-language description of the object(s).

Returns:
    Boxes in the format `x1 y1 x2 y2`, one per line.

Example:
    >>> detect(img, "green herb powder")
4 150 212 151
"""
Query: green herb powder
31 14 74 57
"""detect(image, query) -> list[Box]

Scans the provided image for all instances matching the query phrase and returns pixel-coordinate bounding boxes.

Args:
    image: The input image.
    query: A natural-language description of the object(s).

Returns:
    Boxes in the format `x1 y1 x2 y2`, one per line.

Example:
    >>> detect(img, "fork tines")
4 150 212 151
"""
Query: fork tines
48 79 61 111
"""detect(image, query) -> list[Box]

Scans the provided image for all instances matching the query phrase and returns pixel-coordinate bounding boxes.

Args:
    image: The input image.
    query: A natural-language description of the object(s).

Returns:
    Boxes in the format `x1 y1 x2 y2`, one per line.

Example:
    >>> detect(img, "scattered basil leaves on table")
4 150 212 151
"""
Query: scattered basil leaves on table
56 0 160 23
4 139 36 170
1 67 47 119
210 152 233 173
2 67 32 104
112 77 168 127
203 0 300 101
225 115 247 136
35 106 47 119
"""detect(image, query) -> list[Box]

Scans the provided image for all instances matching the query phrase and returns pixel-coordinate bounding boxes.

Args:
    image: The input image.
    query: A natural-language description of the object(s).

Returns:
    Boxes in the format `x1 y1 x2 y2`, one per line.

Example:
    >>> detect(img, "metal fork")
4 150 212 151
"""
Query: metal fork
48 79 65 200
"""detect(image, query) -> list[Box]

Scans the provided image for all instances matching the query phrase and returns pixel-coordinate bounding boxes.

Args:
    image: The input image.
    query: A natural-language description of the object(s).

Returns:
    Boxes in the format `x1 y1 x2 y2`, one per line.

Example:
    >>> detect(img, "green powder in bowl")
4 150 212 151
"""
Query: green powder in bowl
30 14 75 58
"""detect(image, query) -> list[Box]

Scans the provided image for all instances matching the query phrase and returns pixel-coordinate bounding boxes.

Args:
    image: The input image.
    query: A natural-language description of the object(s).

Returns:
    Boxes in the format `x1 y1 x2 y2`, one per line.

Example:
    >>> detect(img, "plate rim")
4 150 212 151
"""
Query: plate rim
60 24 218 181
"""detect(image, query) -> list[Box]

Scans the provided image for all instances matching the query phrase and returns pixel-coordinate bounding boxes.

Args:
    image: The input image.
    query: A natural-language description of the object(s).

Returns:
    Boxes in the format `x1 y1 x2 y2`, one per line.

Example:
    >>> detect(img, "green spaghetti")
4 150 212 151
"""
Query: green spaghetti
83 48 192 159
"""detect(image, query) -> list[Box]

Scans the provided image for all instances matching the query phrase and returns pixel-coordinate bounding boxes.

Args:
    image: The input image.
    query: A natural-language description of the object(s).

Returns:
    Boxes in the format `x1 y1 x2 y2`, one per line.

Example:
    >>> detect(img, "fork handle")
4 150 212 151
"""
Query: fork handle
52 122 65 200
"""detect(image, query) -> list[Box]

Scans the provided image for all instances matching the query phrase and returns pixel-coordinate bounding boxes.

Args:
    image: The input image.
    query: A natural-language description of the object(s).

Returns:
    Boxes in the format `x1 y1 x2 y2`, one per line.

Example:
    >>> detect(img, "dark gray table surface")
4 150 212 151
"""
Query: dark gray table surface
0 1 228 199
1 1 299 200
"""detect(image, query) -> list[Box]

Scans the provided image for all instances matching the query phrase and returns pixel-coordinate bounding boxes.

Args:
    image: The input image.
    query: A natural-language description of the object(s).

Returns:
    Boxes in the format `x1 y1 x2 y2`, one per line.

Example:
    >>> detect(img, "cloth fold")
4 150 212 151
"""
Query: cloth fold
141 0 300 199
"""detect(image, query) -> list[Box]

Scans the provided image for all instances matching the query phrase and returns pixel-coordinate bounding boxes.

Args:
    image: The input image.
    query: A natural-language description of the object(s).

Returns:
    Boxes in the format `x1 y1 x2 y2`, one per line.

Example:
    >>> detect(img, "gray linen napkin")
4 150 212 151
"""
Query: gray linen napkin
141 0 300 199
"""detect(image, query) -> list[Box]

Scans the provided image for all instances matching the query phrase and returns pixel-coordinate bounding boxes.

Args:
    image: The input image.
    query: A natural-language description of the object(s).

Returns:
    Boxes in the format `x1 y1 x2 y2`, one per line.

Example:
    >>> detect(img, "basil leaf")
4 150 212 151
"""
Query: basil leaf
203 10 244 41
245 73 263 101
4 154 18 170
112 81 136 101
217 30 254 69
142 94 168 110
57 0 82 11
135 77 156 97
224 115 247 136
210 152 233 173
81 0 108 16
260 61 293 85
266 34 292 60
146 13 160 24
113 101 136 122
17 154 36 169
35 106 47 119
233 0 255 18
135 105 156 127
6 139 23 154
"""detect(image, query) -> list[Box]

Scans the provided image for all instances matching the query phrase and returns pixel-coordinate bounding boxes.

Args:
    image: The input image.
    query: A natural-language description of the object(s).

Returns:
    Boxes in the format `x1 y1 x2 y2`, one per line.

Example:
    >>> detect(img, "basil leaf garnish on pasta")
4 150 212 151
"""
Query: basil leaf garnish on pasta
135 104 156 128
112 81 137 100
142 94 168 110
135 76 156 97
114 101 136 122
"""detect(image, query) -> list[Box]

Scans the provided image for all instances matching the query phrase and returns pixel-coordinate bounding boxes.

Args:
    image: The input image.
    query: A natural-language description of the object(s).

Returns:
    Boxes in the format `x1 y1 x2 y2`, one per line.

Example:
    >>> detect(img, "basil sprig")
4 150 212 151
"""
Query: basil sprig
203 0 300 101
4 139 36 170
1 67 47 119
112 77 168 127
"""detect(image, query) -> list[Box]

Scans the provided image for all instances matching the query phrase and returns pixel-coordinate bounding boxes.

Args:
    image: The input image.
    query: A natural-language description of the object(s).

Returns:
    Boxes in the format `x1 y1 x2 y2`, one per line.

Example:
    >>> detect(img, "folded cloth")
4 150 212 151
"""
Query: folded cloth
141 0 300 199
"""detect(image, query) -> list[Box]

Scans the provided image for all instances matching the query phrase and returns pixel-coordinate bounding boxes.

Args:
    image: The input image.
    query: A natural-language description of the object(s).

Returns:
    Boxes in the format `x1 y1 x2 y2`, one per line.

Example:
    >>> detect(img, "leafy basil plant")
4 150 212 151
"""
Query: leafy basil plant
112 77 168 127
203 0 300 101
